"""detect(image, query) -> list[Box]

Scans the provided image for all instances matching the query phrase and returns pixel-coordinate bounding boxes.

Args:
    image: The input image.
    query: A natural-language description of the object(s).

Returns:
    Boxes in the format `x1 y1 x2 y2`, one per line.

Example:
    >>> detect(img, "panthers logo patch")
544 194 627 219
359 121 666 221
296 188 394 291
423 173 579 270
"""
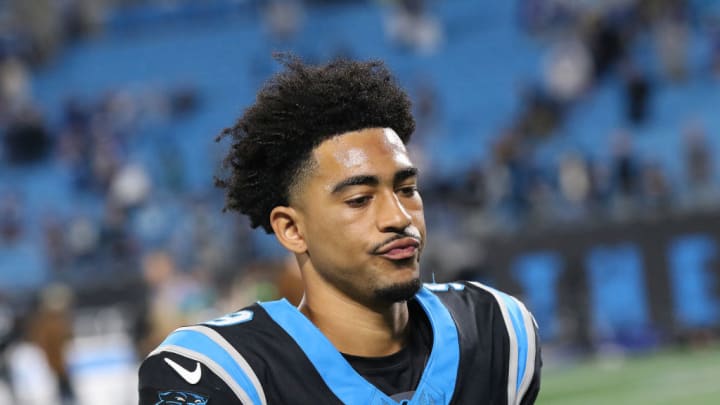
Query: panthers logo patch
155 390 208 404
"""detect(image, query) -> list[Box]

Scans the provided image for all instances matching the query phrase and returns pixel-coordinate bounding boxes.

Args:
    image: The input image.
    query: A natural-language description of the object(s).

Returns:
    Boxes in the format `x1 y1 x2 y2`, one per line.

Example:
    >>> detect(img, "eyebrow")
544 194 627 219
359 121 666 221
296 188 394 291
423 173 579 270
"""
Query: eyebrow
330 167 419 195
331 175 379 194
394 167 419 184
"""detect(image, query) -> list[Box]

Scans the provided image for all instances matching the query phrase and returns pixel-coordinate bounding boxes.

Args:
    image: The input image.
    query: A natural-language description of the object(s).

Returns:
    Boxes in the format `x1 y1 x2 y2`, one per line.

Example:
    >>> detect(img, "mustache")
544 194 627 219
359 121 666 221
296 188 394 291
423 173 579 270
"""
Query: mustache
370 228 422 255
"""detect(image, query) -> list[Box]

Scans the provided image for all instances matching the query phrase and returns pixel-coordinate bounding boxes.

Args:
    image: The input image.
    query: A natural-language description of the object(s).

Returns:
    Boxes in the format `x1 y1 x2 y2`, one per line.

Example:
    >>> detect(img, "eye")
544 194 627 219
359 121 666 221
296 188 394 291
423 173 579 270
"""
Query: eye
398 185 418 197
345 195 372 208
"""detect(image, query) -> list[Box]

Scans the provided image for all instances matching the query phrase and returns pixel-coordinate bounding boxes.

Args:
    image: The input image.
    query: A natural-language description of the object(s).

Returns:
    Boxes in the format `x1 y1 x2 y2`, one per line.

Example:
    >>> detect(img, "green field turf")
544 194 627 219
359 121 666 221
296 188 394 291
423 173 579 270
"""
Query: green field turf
537 345 720 405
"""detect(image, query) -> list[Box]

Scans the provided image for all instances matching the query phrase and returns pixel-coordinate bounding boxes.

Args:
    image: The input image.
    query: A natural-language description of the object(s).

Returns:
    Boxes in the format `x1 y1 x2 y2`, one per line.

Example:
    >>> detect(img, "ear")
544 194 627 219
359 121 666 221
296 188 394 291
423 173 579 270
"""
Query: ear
270 206 307 254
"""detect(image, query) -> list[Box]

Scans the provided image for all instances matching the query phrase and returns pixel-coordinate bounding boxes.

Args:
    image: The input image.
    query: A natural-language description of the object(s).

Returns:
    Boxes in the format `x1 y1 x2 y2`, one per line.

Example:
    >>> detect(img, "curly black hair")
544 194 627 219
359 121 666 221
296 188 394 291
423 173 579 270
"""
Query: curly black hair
215 56 416 233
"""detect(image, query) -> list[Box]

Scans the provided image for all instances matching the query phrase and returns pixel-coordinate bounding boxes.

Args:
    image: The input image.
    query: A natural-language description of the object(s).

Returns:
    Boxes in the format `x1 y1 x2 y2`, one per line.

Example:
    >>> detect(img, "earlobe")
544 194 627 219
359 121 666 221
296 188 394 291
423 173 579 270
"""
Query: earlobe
270 206 307 254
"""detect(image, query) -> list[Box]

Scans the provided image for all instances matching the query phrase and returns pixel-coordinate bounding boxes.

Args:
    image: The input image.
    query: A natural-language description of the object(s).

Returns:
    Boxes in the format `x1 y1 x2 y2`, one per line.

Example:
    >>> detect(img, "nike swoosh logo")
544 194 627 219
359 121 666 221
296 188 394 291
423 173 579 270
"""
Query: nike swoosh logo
164 357 202 384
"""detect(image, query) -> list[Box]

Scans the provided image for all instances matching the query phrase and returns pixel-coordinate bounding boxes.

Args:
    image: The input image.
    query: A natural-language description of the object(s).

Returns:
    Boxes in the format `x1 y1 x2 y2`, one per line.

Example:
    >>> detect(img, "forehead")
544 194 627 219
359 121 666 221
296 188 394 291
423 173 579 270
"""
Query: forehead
311 128 412 179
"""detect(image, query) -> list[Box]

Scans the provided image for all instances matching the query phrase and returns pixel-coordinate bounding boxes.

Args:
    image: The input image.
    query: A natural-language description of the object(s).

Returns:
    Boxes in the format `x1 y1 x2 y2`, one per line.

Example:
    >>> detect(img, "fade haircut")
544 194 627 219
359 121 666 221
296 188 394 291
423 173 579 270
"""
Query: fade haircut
215 56 416 233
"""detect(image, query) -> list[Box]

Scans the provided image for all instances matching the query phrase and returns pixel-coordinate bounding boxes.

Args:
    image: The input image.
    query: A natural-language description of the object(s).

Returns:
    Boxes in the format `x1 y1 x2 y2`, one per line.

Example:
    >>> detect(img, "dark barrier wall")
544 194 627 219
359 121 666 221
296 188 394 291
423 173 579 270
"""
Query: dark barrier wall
481 212 720 348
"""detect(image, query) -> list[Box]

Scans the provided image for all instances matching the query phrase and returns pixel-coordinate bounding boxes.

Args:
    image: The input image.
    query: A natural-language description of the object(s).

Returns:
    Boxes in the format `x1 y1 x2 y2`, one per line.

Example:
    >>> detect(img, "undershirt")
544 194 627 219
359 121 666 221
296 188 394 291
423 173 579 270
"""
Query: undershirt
342 299 434 401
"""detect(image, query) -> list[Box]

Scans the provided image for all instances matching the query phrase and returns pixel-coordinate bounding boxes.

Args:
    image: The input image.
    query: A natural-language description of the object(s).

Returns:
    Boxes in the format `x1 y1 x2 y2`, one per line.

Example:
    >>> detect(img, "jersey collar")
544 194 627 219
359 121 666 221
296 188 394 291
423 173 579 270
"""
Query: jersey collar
259 286 460 405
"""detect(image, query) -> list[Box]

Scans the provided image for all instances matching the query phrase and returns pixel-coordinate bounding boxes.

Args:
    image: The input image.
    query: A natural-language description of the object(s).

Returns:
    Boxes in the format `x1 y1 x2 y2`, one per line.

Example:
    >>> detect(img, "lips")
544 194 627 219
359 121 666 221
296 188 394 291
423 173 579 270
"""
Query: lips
375 237 420 260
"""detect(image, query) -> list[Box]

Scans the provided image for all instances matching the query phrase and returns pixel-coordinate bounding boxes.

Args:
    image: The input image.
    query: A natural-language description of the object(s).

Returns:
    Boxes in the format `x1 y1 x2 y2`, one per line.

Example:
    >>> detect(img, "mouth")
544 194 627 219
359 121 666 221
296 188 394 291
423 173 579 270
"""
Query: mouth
374 237 421 260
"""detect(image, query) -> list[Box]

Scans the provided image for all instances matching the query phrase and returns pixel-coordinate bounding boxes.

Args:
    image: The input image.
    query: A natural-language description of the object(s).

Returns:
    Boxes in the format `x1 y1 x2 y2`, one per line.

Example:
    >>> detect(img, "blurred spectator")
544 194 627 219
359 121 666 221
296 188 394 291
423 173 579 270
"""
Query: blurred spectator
8 284 75 404
610 131 641 218
515 86 563 138
612 131 640 195
62 0 105 40
28 285 75 403
487 133 516 211
0 57 30 112
7 340 62 404
109 163 151 209
188 198 225 270
263 0 304 40
410 75 441 143
459 165 487 207
2 106 51 164
57 96 126 193
136 251 213 357
682 122 720 209
221 262 282 311
168 86 200 118
0 301 13 404
0 192 23 245
585 13 627 79
137 251 185 356
684 123 713 186
90 137 122 193
588 159 614 212
66 216 100 263
491 130 537 220
157 143 186 193
0 300 15 353
710 16 720 76
98 202 138 271
384 0 443 54
98 90 140 138
11 0 64 64
640 160 673 211
57 102 93 189
543 38 593 103
623 63 652 125
527 170 559 224
43 215 70 274
558 152 592 219
645 1 689 81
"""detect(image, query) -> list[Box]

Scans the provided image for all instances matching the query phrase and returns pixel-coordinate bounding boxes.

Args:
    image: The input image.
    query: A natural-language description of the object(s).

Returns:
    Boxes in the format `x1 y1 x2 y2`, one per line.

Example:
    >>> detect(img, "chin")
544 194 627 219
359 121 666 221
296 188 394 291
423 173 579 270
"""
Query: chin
373 277 422 303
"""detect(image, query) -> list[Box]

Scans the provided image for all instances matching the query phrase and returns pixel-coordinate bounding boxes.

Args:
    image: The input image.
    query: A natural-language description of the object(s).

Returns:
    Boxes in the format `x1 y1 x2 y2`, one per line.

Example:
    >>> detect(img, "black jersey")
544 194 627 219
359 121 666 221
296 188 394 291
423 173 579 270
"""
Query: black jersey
139 281 541 405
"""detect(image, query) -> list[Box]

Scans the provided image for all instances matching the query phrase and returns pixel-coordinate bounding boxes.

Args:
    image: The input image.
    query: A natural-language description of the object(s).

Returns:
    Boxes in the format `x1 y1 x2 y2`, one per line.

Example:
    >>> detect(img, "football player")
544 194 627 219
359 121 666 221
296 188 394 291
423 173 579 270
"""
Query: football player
139 57 541 405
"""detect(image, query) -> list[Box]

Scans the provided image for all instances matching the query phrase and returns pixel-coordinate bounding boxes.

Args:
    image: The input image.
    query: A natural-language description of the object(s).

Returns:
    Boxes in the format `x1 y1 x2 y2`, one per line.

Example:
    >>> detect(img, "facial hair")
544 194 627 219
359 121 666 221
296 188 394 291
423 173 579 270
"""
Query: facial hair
373 277 422 303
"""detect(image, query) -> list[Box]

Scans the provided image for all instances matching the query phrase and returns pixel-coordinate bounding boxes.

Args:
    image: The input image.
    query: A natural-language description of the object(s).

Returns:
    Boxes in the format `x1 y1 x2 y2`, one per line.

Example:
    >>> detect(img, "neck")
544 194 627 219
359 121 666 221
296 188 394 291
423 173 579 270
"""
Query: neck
297 269 410 357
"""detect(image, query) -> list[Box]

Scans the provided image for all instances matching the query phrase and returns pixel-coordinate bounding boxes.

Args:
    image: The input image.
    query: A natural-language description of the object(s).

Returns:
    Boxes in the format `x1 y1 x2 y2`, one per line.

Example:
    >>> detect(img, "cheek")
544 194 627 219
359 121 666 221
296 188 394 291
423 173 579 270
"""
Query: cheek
410 203 427 242
414 210 426 227
305 210 361 254
409 199 426 225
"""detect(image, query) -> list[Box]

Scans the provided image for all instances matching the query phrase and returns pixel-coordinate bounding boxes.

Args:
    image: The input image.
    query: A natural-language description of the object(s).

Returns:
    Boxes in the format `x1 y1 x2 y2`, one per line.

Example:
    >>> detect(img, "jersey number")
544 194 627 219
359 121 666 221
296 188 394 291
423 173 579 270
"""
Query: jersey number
204 310 254 327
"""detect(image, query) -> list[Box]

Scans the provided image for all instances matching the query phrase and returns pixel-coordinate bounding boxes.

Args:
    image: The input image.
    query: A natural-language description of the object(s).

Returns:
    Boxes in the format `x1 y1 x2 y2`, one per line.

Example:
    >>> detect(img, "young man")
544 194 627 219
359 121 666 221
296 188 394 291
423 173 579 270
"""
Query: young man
139 58 541 404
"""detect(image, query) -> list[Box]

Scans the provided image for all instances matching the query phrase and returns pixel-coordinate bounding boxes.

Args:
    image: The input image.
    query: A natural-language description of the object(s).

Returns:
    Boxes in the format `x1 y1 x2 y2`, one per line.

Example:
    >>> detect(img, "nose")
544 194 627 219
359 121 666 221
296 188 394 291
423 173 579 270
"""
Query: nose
377 190 412 233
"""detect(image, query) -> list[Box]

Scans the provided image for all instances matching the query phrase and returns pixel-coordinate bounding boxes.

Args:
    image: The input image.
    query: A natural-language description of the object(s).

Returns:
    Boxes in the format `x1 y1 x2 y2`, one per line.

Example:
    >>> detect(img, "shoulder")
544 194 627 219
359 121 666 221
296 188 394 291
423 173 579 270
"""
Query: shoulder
148 302 273 365
138 351 232 404
424 280 538 341
423 281 541 405
139 303 272 405
424 281 536 323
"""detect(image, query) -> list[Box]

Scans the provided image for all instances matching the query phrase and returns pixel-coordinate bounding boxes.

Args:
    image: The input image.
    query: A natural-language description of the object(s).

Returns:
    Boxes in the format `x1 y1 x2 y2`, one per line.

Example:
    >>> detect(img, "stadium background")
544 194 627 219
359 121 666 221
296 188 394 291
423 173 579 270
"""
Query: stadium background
1 0 719 403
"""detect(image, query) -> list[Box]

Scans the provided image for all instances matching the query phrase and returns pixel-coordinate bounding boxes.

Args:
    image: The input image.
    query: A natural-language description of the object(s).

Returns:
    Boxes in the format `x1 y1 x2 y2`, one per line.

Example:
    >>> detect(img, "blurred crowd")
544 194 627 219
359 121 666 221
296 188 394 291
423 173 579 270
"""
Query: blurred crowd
420 119 720 238
418 0 720 237
0 0 720 403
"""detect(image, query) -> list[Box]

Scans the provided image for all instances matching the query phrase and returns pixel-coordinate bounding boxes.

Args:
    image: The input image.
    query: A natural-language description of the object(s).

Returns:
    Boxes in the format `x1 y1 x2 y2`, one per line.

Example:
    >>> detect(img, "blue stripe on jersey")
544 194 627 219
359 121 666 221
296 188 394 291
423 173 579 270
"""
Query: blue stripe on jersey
159 329 263 405
260 286 460 405
413 287 461 403
494 291 529 393
259 300 377 405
